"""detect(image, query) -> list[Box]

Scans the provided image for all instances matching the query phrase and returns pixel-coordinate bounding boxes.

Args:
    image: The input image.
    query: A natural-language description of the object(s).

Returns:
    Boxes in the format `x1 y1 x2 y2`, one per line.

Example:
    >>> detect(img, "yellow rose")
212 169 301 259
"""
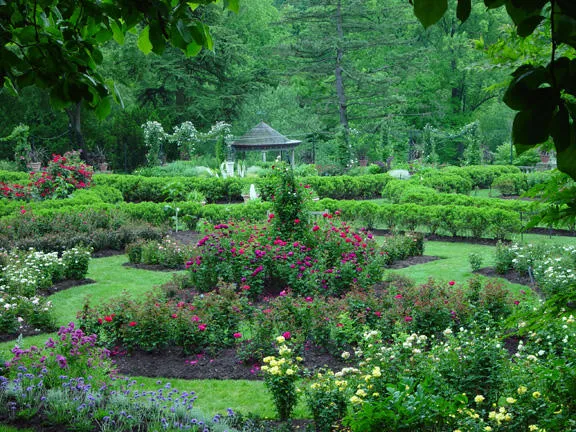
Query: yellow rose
506 397 517 404
528 425 538 431
285 368 294 376
532 391 541 399
276 336 285 344
474 395 485 403
350 396 363 405
517 386 527 395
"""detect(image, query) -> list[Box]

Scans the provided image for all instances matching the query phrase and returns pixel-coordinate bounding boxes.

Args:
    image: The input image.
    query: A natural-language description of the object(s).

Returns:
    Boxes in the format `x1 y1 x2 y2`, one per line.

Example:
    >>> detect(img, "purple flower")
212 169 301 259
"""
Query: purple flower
56 355 68 369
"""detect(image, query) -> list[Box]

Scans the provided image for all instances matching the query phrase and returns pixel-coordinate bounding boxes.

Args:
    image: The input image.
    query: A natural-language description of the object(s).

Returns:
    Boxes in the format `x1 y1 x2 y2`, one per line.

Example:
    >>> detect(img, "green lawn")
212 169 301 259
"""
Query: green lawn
386 241 533 296
50 254 176 325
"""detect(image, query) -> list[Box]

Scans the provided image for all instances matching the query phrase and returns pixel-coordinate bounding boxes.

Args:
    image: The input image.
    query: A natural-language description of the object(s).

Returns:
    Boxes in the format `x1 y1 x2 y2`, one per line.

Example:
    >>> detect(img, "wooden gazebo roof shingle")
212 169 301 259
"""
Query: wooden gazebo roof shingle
231 122 301 151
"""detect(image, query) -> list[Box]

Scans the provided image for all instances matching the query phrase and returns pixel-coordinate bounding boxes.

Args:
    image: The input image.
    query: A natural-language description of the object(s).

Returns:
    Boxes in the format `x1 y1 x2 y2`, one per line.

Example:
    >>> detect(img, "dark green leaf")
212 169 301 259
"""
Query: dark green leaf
176 19 192 44
93 28 112 43
548 57 576 95
484 0 505 8
557 0 576 17
137 25 152 55
551 105 576 179
413 0 448 29
49 84 71 110
149 23 166 55
517 15 544 37
553 14 576 49
512 109 554 146
505 2 542 27
551 103 571 152
503 65 559 111
457 0 472 22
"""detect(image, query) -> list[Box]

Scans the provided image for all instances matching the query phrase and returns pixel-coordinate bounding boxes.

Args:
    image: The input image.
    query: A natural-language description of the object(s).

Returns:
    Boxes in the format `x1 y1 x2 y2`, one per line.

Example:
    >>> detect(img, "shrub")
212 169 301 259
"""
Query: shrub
305 370 348 431
62 246 92 279
420 171 473 194
468 252 483 271
492 173 528 196
186 217 395 299
261 337 301 421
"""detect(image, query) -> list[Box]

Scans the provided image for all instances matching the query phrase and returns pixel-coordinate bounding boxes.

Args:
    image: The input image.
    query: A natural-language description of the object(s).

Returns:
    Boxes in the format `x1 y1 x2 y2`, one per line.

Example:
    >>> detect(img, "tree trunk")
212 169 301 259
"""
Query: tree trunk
334 0 349 134
66 102 86 159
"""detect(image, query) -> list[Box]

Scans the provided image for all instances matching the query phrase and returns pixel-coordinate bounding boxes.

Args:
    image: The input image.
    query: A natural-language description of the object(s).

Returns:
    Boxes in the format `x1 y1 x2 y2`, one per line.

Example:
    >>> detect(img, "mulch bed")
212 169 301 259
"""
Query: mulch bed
386 255 440 269
122 262 185 272
112 345 349 381
474 267 534 287
38 278 96 296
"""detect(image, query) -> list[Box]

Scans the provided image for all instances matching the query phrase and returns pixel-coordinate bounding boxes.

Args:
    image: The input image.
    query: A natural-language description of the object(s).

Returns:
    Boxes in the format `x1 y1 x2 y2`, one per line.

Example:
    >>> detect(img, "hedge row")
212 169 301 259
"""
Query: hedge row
91 173 393 203
382 180 538 212
314 199 521 240
439 165 521 189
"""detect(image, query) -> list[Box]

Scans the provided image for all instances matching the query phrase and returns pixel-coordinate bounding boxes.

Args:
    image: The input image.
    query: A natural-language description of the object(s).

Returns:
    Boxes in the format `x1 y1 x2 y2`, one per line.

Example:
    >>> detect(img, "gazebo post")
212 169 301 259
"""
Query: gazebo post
262 151 266 162
291 149 295 167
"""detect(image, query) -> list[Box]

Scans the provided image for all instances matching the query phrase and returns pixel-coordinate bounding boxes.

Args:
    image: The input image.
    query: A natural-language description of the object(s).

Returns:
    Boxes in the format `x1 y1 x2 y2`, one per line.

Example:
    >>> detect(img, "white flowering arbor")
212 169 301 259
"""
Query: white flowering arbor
230 122 301 167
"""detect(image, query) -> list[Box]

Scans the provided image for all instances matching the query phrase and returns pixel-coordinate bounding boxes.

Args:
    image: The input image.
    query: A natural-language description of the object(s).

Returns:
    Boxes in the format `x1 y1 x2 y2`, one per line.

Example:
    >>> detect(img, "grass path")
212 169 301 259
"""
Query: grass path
388 241 531 296
50 255 176 326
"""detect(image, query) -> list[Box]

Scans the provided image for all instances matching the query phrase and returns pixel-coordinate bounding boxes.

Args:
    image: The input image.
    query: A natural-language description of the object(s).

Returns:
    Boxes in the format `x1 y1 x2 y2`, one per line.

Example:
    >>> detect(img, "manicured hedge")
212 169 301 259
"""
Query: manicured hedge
93 173 393 203
0 171 29 183
382 180 538 212
314 199 521 240
441 165 521 189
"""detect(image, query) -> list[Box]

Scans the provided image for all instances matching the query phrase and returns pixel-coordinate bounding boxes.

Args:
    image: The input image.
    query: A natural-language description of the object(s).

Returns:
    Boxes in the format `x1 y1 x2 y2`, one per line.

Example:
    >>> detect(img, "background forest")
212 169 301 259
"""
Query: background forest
0 0 548 172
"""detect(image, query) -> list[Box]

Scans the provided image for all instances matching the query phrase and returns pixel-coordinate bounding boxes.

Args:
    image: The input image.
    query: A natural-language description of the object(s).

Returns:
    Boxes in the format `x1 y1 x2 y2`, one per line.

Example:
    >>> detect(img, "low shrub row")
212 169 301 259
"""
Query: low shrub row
0 197 522 247
317 200 521 239
383 180 537 212
92 172 393 203
126 236 194 269
0 207 163 253
439 165 521 188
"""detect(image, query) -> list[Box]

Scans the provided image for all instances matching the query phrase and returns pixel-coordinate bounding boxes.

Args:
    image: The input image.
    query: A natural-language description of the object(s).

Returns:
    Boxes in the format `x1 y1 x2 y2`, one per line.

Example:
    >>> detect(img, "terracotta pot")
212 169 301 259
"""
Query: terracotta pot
99 162 109 172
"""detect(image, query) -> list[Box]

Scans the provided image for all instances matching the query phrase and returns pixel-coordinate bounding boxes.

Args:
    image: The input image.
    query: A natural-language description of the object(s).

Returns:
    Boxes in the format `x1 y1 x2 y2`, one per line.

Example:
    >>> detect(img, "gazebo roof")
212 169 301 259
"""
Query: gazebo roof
231 122 301 151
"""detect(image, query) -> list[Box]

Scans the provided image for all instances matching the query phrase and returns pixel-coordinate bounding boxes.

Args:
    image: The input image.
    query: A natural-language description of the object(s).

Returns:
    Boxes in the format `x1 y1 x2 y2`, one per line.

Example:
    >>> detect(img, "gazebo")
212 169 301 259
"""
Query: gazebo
230 122 301 166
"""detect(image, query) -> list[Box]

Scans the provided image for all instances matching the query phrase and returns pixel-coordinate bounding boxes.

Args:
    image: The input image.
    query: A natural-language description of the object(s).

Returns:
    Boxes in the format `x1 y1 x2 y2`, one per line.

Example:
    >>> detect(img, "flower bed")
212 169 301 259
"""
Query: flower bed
1 323 236 431
186 217 422 299
0 152 93 201
0 247 91 335
494 242 576 297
